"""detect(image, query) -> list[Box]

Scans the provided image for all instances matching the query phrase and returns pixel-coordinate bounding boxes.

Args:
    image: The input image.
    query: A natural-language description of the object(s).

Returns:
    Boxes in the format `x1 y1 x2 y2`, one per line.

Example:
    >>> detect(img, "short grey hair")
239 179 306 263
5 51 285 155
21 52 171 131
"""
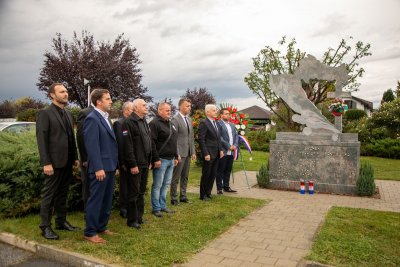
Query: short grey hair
158 102 170 111
205 104 217 113
132 99 146 110
122 101 134 111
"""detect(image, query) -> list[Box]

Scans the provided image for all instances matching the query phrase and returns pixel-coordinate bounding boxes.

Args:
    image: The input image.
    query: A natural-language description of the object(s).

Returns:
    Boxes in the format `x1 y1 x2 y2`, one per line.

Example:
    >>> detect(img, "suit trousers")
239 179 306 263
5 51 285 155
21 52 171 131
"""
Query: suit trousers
216 155 234 190
39 165 72 229
170 156 191 201
119 167 129 210
80 164 90 208
200 157 219 199
127 167 149 225
84 171 115 237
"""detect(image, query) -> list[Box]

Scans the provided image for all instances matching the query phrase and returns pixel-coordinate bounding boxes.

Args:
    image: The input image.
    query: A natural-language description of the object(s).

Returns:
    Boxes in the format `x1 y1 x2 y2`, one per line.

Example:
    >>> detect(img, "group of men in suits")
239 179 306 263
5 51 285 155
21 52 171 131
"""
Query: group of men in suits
198 105 238 201
36 84 238 243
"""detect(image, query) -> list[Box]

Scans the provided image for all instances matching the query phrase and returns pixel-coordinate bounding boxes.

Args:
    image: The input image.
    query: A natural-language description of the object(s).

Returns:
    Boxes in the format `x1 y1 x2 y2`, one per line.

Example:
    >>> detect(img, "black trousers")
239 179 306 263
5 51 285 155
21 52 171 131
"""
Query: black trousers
126 167 148 225
39 165 72 228
216 155 234 190
119 167 129 211
80 164 90 208
200 157 219 199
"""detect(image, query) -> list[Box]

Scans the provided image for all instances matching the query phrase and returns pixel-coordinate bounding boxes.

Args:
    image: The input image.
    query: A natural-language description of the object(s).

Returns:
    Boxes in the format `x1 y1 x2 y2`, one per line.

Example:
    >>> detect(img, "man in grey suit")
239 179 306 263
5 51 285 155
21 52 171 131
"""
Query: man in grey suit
216 108 239 194
170 98 196 205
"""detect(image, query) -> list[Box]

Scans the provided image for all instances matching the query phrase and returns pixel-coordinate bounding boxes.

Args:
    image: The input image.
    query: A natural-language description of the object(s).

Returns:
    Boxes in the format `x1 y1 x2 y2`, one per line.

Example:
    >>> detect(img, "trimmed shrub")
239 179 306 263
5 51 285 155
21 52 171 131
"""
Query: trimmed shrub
361 138 400 159
0 132 84 217
257 162 270 188
356 161 376 196
344 109 367 121
246 129 276 152
16 108 39 122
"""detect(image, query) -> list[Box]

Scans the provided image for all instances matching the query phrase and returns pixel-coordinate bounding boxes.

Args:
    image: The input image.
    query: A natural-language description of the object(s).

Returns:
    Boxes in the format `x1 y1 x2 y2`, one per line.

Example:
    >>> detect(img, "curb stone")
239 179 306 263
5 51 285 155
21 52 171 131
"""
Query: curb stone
0 232 120 267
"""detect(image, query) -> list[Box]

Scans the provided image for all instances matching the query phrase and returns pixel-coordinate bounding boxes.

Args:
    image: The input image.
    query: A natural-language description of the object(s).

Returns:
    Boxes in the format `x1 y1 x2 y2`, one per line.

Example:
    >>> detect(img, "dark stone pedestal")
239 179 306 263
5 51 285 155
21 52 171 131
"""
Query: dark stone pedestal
269 132 360 194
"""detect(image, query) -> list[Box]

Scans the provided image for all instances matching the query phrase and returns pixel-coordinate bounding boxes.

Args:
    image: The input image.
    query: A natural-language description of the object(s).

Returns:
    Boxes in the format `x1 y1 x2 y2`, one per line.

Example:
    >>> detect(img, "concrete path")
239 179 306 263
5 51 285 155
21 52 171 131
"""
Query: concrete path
181 172 400 267
0 242 67 267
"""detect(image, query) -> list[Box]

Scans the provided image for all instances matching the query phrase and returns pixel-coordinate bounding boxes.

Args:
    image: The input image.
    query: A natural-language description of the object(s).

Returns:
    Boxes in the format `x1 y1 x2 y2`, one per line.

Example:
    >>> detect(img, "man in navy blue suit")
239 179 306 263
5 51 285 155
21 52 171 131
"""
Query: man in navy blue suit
83 89 118 244
216 108 239 194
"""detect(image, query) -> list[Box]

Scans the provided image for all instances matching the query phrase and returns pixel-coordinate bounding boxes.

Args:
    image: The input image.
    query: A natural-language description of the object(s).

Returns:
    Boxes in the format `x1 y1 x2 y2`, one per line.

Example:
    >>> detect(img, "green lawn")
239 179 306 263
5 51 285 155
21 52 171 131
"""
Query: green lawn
307 207 400 267
0 193 266 267
361 156 400 181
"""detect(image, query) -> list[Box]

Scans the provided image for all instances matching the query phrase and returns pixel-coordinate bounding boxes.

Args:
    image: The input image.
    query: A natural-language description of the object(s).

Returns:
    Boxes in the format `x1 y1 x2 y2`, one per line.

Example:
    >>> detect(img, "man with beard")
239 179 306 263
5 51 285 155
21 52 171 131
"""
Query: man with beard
36 83 80 240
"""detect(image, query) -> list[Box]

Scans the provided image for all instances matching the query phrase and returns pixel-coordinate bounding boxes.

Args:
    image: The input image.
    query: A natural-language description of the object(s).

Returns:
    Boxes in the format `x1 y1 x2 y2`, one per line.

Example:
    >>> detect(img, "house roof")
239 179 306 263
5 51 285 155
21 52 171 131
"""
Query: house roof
351 96 373 111
239 105 272 119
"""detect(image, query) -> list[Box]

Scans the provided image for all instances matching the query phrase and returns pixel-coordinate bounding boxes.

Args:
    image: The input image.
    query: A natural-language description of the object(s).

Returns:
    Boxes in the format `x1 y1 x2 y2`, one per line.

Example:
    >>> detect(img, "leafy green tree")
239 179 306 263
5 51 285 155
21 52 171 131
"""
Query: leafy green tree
244 36 371 130
370 98 400 138
381 89 395 104
37 31 151 108
396 81 400 98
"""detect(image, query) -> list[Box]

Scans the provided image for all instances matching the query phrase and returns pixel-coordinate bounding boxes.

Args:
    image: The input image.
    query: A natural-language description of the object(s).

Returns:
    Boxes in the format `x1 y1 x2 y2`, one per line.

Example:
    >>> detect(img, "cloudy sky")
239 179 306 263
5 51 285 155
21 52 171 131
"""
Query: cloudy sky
0 0 399 109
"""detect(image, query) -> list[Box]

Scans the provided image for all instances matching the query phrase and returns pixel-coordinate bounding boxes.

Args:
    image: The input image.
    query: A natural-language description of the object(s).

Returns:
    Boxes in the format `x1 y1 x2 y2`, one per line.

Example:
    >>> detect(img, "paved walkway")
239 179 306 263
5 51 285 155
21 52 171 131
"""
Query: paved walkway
180 172 400 267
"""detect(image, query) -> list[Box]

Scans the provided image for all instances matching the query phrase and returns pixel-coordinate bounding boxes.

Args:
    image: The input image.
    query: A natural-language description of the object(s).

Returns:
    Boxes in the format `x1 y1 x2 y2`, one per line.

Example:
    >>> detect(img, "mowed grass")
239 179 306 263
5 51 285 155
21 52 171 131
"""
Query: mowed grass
0 193 266 266
307 207 400 267
362 156 400 181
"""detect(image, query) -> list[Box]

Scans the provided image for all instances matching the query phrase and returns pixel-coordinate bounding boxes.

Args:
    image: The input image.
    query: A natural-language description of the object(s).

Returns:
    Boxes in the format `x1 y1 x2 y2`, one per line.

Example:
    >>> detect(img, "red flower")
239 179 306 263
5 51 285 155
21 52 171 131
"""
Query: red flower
233 108 237 112
239 113 244 119
227 106 232 111
235 119 240 124
243 120 248 125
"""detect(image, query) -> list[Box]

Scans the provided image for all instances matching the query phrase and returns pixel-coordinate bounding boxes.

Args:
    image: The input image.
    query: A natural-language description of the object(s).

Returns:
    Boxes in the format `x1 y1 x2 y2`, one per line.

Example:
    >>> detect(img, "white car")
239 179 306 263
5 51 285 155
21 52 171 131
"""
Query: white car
0 122 36 133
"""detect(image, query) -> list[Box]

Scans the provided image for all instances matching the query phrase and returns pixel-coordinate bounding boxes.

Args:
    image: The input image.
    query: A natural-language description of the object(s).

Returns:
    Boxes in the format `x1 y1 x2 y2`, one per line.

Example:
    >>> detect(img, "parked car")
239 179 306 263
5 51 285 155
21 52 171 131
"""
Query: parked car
0 122 36 134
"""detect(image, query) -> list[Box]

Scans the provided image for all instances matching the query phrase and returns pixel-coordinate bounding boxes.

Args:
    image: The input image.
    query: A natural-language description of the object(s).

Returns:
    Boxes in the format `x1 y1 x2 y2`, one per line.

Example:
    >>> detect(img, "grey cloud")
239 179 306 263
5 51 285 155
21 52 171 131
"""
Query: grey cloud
309 14 352 38
113 2 172 19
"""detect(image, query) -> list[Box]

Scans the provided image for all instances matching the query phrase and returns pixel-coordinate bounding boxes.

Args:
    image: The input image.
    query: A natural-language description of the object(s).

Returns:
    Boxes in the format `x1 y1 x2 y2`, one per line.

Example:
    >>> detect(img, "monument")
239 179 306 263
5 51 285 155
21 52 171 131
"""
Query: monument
268 55 360 194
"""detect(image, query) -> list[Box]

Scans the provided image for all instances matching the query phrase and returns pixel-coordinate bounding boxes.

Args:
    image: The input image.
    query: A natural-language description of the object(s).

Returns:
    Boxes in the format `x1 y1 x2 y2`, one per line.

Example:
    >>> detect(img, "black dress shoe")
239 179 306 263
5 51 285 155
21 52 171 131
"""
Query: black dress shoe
217 190 223 195
161 208 175 214
180 198 192 203
224 187 237 193
120 209 128 218
171 199 179 206
127 222 141 229
152 211 163 217
207 194 213 199
138 218 146 224
200 196 211 201
41 227 59 240
55 221 81 231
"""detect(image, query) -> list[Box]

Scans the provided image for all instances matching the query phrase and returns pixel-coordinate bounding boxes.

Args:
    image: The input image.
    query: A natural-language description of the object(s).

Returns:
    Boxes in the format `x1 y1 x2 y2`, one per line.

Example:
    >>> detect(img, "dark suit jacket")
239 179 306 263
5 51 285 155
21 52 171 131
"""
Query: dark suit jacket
198 118 222 159
36 103 78 168
76 105 94 162
113 117 125 166
218 120 239 154
83 109 118 174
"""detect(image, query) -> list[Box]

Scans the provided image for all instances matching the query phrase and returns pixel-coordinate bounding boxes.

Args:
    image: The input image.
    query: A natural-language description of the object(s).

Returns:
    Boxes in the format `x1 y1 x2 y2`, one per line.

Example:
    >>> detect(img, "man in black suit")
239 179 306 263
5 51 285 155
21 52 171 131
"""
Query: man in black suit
113 101 134 218
198 104 224 201
76 102 94 208
36 83 81 240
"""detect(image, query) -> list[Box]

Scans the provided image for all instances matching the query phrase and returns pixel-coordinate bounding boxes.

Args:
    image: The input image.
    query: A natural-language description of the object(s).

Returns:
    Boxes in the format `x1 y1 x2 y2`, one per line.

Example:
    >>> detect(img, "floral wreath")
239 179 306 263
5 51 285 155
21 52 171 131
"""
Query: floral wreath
218 103 249 136
328 97 348 117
